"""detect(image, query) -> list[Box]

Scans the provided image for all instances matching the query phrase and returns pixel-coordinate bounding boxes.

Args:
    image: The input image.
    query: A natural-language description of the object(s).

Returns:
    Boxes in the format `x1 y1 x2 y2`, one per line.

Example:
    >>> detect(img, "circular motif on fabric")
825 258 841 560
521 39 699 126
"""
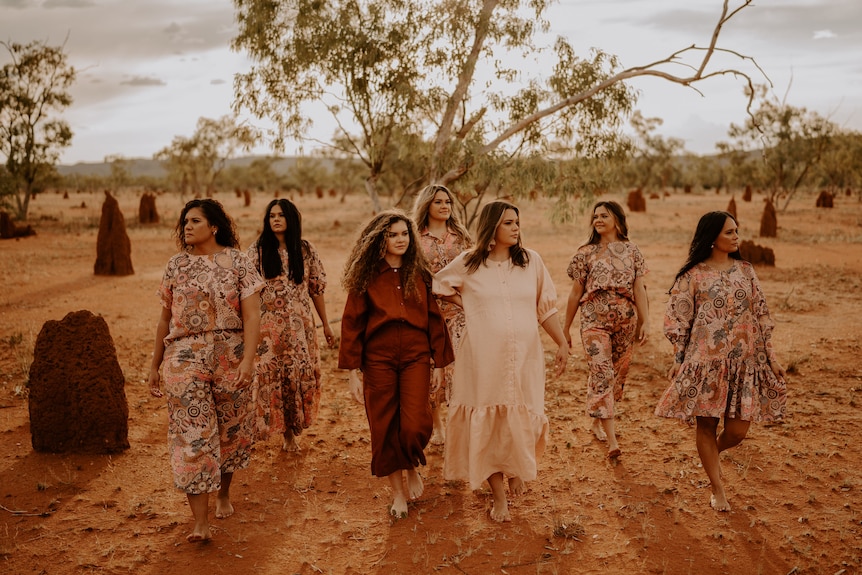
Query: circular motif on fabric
274 298 285 309
187 405 201 418
675 299 693 316
685 386 699 398
199 300 210 311
765 388 778 399
177 273 188 284
756 351 768 364
196 272 211 284
188 311 207 330
714 297 726 309
223 317 242 330
734 289 746 300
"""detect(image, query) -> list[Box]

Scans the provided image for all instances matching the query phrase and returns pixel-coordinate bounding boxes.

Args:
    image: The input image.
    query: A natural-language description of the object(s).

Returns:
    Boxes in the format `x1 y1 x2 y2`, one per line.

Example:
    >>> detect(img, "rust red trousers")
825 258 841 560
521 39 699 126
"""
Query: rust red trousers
361 322 432 477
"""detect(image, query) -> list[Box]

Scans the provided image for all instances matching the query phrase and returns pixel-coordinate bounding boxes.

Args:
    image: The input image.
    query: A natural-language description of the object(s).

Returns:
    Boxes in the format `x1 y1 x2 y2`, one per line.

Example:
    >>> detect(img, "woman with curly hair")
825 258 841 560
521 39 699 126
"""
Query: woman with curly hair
656 211 787 512
338 209 454 519
148 198 263 542
247 199 335 452
434 200 568 522
563 201 650 460
411 184 473 445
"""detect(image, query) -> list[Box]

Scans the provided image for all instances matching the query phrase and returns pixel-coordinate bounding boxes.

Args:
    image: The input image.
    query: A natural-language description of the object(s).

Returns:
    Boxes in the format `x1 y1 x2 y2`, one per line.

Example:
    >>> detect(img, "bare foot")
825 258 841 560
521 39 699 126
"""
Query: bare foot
389 496 408 519
607 448 621 460
282 430 300 452
710 493 731 512
214 496 234 519
490 500 512 522
591 419 607 442
429 430 445 446
508 476 524 497
406 469 424 499
186 528 211 543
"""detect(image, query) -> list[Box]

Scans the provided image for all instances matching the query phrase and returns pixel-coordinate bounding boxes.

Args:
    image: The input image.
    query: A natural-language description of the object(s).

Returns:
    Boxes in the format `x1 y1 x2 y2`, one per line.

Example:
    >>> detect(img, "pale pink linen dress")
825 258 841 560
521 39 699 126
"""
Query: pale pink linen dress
433 248 558 490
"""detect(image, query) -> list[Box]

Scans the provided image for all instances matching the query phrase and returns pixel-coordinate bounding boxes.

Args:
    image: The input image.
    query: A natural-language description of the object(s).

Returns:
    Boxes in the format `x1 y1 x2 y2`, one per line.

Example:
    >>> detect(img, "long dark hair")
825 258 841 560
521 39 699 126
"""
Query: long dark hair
670 211 742 290
581 200 629 247
464 200 529 273
256 199 307 282
175 198 239 250
342 210 430 300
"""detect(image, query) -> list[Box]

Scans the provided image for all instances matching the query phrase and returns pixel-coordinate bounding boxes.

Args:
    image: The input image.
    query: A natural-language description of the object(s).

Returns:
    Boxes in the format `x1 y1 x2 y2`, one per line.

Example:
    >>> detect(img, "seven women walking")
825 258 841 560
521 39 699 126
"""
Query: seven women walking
564 201 650 459
655 211 787 511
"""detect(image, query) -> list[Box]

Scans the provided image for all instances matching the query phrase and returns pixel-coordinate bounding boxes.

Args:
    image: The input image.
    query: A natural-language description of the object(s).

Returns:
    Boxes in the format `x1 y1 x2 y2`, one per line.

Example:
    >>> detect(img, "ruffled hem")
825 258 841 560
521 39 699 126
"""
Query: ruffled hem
655 358 787 424
443 403 548 490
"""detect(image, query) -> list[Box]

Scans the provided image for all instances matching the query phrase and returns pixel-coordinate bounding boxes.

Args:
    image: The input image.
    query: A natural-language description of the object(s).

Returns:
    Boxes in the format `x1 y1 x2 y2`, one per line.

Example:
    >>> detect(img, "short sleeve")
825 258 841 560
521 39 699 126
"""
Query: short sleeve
534 252 559 324
433 253 467 297
632 244 649 279
305 242 327 297
235 250 264 300
566 250 588 285
664 272 695 364
157 259 175 311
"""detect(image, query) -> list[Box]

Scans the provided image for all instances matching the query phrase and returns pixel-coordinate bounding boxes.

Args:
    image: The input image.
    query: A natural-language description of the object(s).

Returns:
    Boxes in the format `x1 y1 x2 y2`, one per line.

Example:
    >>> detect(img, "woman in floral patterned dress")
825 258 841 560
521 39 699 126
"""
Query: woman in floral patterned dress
656 211 787 512
248 199 335 452
148 198 263 543
564 201 650 459
411 184 473 445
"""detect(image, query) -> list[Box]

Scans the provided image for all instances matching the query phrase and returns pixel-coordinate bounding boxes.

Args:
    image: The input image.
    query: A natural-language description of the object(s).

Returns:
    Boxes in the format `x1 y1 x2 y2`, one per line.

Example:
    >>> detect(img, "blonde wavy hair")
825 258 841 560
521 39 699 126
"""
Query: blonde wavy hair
410 184 473 247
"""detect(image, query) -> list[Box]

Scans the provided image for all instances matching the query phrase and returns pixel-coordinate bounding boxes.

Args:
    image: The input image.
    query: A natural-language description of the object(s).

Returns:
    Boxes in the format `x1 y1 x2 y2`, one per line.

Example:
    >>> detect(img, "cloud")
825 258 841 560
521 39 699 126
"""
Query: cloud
210 78 226 85
120 75 166 87
0 0 33 8
813 29 837 40
43 0 95 7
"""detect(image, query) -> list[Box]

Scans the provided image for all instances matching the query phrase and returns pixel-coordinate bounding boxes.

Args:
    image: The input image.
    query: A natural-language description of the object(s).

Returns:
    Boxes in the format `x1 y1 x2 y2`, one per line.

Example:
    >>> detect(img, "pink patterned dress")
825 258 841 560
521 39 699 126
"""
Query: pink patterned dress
567 242 648 418
419 227 469 405
655 261 787 423
247 241 327 439
157 248 263 494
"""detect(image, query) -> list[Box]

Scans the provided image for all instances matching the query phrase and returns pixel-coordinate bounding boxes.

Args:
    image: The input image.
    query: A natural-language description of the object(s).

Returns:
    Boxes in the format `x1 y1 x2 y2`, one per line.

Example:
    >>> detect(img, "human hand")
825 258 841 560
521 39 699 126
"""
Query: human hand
348 369 364 405
323 325 338 348
770 360 786 379
235 360 254 389
637 322 650 345
148 367 163 398
666 362 682 381
553 342 568 377
430 367 444 394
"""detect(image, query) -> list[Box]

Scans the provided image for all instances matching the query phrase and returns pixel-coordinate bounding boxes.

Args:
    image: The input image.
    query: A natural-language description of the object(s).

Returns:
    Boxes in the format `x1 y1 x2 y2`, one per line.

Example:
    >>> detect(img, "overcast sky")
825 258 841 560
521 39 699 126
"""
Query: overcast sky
2 0 860 164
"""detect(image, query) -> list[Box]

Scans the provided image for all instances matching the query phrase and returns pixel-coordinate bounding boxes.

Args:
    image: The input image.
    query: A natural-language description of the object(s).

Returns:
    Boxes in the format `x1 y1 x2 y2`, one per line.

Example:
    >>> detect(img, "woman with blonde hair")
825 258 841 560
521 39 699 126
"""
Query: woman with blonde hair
339 209 454 519
411 184 473 445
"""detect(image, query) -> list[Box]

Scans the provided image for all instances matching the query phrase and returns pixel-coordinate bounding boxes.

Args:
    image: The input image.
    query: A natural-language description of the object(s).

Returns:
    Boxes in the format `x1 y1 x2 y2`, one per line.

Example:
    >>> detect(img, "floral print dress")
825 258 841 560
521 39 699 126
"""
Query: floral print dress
655 261 787 423
247 241 327 439
419 227 469 405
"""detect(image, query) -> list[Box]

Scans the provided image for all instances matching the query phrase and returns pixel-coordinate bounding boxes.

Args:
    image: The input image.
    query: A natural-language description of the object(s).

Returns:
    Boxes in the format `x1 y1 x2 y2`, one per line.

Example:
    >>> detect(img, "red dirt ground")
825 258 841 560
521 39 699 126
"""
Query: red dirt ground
1 189 860 574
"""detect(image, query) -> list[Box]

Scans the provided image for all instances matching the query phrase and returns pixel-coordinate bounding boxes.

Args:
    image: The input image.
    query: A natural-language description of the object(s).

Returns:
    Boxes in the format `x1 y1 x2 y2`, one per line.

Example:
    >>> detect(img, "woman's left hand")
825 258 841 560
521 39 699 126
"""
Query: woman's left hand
235 360 254 389
771 360 787 379
323 325 338 348
636 322 650 345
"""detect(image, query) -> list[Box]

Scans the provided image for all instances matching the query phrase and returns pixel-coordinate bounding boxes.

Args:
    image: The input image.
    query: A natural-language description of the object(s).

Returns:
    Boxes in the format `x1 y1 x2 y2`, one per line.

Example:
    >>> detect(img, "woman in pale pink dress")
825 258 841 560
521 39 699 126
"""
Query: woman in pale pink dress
412 184 472 445
434 200 568 522
656 211 787 512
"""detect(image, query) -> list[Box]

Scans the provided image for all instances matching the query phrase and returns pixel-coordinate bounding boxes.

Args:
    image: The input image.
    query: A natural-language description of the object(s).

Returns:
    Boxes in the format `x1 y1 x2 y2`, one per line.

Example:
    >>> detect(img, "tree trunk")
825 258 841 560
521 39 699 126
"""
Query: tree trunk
364 176 382 214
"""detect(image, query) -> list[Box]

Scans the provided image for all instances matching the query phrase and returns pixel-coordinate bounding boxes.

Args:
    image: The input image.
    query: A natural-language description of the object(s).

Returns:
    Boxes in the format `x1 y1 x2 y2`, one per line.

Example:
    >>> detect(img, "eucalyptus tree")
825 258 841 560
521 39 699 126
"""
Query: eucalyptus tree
154 115 259 197
0 40 75 220
722 85 837 210
233 0 763 210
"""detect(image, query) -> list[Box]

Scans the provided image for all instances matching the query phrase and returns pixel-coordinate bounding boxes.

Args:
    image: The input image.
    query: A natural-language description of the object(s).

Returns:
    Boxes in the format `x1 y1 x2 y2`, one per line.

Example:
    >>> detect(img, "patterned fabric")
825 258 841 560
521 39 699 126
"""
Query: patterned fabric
419 227 469 405
567 242 648 418
157 248 263 494
433 249 558 490
247 241 327 439
655 261 787 423
567 241 648 304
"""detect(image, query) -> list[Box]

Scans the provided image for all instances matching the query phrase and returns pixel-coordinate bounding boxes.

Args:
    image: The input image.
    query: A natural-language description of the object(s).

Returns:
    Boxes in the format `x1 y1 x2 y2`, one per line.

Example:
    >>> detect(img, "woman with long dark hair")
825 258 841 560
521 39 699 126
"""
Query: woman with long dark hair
339 209 454 519
248 198 334 451
434 200 568 522
656 211 787 511
148 198 263 542
563 201 650 459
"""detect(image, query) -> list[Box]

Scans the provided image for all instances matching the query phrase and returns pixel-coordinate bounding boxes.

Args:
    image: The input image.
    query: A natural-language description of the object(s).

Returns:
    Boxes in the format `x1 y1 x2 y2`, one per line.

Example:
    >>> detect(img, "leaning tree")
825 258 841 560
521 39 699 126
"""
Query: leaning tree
0 39 75 220
232 0 766 212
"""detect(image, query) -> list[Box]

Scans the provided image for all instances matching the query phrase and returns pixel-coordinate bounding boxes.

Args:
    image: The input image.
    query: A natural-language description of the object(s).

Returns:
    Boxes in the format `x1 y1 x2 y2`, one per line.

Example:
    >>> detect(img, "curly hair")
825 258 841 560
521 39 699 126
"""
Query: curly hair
410 184 473 247
342 210 430 300
463 200 529 273
670 211 742 291
254 199 307 282
581 200 630 247
175 198 239 250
